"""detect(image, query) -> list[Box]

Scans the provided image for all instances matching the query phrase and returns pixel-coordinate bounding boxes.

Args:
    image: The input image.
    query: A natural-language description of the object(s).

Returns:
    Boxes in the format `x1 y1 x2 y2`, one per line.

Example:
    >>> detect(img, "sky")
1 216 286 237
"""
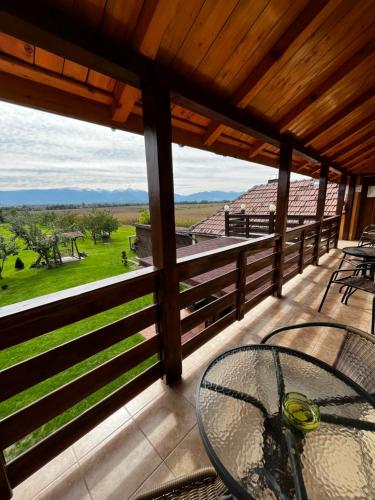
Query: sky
0 101 306 194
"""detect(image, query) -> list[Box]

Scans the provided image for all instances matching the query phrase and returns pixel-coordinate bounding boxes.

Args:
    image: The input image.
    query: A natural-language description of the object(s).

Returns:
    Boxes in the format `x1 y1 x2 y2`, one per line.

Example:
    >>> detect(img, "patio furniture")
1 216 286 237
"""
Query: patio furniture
134 467 226 499
359 224 375 247
338 245 375 269
318 263 375 334
261 321 375 394
196 344 375 499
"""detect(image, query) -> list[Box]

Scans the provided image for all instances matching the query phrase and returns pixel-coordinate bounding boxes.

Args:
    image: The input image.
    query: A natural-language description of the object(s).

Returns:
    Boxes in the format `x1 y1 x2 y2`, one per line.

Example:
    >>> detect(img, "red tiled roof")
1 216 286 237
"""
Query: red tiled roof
191 180 338 236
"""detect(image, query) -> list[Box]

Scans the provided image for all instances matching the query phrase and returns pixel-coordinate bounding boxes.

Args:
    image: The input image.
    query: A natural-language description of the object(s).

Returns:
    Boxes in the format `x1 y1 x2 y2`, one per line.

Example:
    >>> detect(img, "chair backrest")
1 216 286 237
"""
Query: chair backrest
261 322 375 394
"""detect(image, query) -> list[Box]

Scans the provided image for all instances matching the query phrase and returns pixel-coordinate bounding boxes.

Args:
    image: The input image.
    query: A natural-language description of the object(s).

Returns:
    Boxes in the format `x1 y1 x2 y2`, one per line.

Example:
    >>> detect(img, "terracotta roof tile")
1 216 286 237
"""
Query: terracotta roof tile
191 180 338 236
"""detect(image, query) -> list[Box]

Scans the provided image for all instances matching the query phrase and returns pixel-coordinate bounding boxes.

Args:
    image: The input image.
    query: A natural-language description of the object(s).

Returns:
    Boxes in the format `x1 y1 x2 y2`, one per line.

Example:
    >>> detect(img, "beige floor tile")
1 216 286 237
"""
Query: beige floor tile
73 407 131 460
134 390 196 459
33 465 90 500
125 378 167 416
12 448 77 500
129 463 175 499
165 426 211 477
79 419 162 500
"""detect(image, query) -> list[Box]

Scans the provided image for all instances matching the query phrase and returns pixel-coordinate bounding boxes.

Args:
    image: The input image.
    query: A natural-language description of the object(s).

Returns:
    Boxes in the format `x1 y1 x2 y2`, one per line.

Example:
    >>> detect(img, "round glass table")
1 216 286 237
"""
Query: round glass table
340 246 375 267
196 345 375 499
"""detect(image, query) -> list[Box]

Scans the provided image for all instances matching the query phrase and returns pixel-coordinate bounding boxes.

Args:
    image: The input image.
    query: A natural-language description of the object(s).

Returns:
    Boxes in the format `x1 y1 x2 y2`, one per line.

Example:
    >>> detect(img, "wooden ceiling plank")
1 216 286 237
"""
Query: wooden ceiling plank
321 113 375 154
203 0 333 145
278 39 375 132
100 0 144 44
303 85 375 145
342 144 375 166
344 149 375 168
112 0 178 123
333 133 375 161
0 52 112 104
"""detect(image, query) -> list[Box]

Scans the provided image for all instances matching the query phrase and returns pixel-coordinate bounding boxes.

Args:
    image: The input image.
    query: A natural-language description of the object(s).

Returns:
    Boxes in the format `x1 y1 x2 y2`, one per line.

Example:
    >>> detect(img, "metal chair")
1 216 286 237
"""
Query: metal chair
261 321 375 394
359 224 375 247
318 263 375 335
134 468 227 500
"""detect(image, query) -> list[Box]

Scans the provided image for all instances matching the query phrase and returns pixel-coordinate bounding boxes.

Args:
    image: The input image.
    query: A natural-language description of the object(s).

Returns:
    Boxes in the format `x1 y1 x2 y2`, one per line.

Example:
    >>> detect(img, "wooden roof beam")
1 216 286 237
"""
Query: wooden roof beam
249 141 266 159
344 148 375 168
278 39 375 132
111 0 176 123
203 0 333 146
302 86 375 145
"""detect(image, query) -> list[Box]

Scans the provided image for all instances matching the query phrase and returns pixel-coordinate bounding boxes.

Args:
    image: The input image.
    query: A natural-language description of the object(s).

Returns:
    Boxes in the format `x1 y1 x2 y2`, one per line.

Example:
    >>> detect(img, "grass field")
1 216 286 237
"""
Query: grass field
0 224 156 461
39 202 223 227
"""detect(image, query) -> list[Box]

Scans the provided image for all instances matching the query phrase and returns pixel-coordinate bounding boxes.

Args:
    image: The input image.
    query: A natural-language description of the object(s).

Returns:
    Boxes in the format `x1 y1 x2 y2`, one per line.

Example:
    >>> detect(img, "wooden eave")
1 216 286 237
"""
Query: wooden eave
0 0 374 182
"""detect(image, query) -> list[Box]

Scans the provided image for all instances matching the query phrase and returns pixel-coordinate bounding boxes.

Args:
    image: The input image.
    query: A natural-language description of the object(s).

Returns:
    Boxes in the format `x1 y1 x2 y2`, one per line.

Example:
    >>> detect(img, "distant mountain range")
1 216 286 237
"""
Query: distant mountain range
0 188 243 206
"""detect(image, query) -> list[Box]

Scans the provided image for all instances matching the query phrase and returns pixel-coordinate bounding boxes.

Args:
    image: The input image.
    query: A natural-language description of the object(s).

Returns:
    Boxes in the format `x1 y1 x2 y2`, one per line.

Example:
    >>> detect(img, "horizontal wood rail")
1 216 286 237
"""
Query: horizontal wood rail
0 305 157 402
0 266 159 349
6 363 163 488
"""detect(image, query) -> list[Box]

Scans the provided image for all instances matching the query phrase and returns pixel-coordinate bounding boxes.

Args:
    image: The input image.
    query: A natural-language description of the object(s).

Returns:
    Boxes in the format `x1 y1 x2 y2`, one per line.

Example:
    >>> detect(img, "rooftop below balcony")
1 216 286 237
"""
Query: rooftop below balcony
12 240 373 500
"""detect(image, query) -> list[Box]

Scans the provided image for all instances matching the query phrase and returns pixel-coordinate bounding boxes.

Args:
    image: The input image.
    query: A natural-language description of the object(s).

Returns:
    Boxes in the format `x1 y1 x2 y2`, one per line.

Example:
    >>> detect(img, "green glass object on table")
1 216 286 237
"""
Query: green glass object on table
282 392 320 432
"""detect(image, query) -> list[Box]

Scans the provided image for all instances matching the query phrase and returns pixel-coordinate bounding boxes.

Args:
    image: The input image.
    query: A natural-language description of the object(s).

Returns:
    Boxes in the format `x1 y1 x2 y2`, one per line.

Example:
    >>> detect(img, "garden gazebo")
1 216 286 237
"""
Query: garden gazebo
0 1 374 497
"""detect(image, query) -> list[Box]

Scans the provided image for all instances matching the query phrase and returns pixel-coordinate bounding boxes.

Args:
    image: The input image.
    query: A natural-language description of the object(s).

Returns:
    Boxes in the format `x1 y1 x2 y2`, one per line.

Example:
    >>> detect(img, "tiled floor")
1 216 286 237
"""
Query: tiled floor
12 242 374 499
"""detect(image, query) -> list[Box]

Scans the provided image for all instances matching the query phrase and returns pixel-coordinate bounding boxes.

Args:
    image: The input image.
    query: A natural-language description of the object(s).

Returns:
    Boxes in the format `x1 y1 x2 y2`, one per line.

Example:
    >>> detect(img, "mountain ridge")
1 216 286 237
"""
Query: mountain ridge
0 188 243 206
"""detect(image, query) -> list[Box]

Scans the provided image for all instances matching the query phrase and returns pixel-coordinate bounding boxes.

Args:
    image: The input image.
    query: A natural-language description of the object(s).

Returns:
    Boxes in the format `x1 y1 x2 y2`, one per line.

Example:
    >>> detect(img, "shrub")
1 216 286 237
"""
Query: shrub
15 257 25 270
121 250 128 267
138 209 150 225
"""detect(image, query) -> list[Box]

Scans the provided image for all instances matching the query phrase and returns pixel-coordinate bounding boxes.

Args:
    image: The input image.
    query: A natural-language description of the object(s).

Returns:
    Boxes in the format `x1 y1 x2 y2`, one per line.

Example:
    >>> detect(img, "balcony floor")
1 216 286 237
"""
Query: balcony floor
12 241 374 500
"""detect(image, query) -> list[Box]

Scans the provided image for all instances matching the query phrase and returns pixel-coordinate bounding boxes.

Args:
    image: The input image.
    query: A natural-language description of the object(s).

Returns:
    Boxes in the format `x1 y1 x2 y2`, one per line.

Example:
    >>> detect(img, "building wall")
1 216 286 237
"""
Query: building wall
134 224 192 258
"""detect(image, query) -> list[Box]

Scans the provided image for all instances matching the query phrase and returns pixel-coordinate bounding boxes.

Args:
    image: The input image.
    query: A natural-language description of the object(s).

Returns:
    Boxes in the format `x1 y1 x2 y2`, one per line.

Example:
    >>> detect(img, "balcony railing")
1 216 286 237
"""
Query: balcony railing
0 215 340 496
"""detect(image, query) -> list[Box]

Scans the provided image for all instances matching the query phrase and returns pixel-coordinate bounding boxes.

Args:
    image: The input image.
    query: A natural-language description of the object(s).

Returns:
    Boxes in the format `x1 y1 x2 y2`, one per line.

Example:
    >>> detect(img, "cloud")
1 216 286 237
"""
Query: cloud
0 101 307 194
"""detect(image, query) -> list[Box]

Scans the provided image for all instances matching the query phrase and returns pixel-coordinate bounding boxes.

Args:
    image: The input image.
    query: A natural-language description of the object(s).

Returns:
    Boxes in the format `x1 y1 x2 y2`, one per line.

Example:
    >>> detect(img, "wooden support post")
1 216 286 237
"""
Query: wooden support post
327 221 331 253
0 452 11 500
142 81 182 385
313 163 329 265
343 175 356 240
224 210 229 236
299 230 305 273
335 174 347 248
274 142 292 297
236 250 247 321
269 211 275 234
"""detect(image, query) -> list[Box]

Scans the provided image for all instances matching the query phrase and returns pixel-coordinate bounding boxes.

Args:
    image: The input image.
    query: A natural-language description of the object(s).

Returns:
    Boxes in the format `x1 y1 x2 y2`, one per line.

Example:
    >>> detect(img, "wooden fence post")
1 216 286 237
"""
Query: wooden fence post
224 210 229 236
299 230 305 273
142 80 182 385
335 174 347 247
274 142 292 297
343 175 355 240
0 453 11 500
236 250 247 320
313 163 329 265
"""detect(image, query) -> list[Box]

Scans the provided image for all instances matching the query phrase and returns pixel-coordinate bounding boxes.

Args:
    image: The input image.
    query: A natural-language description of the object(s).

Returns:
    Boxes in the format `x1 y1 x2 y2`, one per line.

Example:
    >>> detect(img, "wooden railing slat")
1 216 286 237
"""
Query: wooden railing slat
6 363 163 488
180 291 237 334
246 252 276 276
0 267 159 349
0 337 159 449
0 305 157 402
179 269 237 309
245 270 274 293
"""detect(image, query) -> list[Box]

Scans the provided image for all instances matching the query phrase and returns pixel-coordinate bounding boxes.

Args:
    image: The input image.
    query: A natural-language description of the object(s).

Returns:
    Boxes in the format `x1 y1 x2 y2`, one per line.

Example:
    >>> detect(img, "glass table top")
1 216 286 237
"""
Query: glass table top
197 345 375 500
342 246 375 259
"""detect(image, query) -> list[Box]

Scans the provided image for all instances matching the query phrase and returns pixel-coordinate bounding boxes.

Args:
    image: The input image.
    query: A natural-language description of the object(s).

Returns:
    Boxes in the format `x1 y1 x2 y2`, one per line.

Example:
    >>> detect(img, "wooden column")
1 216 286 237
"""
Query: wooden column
313 163 329 265
274 142 292 297
142 81 182 384
0 453 11 500
224 210 229 236
335 174 347 247
343 175 355 240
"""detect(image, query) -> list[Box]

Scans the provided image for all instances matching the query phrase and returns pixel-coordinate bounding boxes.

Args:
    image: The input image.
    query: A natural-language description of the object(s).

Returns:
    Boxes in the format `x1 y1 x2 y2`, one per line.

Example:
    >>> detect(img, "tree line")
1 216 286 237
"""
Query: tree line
0 209 119 278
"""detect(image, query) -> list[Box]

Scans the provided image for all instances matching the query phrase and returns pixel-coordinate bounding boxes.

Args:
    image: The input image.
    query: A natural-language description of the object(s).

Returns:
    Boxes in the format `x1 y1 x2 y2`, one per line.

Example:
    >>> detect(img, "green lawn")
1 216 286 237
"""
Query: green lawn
0 225 156 461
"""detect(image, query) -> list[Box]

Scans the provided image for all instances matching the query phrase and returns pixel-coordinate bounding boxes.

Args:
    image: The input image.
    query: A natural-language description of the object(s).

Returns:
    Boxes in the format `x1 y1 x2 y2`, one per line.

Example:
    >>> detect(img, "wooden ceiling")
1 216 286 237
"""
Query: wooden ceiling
0 0 374 182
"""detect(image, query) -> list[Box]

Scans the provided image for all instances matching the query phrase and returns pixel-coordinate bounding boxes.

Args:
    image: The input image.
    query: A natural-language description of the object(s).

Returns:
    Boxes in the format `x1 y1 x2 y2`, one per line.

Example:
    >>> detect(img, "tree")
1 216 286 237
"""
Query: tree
121 250 128 266
138 209 150 225
56 212 85 232
0 235 18 279
82 209 119 243
8 215 62 268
